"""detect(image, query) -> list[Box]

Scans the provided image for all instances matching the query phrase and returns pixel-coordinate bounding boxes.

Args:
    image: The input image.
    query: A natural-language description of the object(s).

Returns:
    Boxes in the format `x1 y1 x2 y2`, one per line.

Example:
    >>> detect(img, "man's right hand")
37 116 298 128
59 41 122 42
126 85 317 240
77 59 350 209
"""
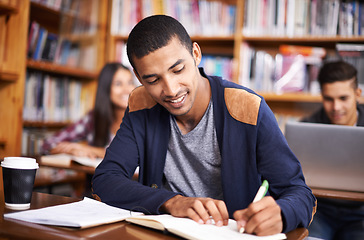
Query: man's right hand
160 195 229 227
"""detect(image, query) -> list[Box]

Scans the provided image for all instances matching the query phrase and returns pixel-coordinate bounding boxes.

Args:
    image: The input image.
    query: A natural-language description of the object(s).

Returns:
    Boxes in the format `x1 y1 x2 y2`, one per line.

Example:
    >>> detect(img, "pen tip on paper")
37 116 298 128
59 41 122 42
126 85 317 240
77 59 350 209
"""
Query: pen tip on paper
239 227 245 234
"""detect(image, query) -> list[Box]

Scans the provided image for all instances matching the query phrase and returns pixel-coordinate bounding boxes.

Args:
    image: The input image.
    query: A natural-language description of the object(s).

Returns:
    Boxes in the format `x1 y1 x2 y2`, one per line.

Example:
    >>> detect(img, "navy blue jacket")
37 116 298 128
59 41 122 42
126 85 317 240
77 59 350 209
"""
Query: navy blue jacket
92 68 316 233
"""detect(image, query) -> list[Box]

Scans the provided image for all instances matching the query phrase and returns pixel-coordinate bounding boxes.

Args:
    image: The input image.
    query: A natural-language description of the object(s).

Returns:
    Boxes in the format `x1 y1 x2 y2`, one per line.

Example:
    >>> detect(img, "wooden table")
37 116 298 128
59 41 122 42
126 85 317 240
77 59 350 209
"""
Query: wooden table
311 187 364 202
0 192 308 240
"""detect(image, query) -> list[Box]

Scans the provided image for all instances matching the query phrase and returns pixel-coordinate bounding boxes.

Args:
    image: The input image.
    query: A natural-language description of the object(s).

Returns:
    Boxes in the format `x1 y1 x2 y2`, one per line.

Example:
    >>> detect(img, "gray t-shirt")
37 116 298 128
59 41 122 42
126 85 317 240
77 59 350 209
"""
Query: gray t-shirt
163 100 223 200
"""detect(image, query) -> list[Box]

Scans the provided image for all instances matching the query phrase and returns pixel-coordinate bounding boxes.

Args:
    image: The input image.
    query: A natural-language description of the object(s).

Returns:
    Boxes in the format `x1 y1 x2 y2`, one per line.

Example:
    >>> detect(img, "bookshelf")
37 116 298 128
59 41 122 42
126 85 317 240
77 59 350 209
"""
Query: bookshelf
236 0 364 123
0 0 109 159
105 0 240 82
22 0 108 156
0 0 28 158
105 0 364 122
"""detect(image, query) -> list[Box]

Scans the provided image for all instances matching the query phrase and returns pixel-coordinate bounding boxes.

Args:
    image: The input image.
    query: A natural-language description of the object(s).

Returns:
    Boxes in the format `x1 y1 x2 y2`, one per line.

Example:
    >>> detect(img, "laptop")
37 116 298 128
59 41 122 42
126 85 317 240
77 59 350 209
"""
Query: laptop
285 121 364 192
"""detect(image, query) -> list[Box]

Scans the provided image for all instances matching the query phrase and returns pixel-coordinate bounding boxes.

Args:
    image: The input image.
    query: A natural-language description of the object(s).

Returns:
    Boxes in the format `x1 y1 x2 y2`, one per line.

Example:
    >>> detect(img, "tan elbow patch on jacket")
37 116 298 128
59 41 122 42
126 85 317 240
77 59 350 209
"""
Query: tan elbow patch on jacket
128 86 157 112
92 193 102 202
225 88 261 125
310 199 317 225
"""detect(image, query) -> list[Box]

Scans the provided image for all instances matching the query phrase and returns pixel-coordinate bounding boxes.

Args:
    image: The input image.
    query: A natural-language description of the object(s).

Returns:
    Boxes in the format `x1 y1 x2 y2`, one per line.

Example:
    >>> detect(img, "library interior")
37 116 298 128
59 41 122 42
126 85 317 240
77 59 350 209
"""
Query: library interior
0 0 364 239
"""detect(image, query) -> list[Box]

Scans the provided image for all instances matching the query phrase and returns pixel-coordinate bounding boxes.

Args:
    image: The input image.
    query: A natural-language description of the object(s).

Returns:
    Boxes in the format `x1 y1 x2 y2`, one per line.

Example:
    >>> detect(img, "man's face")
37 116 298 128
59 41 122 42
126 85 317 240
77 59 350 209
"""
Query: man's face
321 79 362 125
132 37 202 117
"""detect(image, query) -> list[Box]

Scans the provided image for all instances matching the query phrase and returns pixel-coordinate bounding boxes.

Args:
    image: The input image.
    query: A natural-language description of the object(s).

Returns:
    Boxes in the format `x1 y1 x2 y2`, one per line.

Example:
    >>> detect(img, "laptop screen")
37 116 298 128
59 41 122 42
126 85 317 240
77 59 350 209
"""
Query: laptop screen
285 121 364 192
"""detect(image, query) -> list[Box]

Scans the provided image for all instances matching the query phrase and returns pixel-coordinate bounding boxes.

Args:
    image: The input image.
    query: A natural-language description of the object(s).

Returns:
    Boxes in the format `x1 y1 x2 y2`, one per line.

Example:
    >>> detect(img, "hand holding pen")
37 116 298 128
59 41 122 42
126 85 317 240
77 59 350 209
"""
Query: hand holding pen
233 180 283 236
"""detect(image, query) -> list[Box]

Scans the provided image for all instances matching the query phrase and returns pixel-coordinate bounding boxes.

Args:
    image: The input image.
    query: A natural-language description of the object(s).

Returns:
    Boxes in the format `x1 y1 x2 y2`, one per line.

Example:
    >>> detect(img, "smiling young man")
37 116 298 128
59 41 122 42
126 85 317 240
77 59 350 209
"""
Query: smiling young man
302 61 363 126
302 61 364 240
92 15 316 236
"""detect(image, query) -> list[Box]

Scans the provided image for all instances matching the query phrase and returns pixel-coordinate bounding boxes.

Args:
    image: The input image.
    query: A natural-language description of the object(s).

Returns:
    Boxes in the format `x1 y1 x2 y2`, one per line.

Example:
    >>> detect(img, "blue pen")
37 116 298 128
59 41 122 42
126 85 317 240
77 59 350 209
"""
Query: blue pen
239 180 269 233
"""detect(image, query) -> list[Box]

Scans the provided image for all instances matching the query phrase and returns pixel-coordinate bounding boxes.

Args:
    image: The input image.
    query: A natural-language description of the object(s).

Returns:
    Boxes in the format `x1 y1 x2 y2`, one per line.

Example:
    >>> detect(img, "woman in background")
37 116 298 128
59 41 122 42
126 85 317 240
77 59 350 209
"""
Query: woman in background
42 62 135 158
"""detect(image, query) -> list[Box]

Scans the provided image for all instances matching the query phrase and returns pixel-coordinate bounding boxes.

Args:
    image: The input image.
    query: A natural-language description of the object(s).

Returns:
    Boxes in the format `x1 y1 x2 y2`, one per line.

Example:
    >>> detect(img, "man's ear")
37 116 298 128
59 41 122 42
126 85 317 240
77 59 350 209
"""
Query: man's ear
192 42 202 66
355 87 362 100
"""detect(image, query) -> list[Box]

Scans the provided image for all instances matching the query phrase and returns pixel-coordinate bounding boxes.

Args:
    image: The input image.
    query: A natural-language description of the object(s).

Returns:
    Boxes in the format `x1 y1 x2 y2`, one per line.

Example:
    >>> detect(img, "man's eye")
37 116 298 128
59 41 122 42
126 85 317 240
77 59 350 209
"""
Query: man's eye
174 66 184 73
148 78 159 84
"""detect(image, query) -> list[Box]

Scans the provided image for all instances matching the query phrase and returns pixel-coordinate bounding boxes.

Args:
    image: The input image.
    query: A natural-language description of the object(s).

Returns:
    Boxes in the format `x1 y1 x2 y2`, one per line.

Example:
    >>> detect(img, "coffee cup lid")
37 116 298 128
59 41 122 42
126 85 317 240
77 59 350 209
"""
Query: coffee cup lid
1 157 39 169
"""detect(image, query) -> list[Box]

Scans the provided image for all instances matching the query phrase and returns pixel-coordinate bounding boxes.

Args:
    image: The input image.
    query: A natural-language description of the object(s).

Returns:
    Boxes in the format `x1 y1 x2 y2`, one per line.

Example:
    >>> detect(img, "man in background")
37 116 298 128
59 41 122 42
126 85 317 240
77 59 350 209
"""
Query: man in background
302 61 364 240
302 61 363 126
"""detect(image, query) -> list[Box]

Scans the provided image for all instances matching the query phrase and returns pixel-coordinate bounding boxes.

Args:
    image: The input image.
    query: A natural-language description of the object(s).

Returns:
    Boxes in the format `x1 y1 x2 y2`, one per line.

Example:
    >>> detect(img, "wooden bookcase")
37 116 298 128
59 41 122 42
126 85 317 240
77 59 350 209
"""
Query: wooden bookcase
2 0 364 159
0 0 28 159
0 0 108 158
105 0 239 81
235 0 364 122
0 0 109 197
22 0 108 156
106 0 364 125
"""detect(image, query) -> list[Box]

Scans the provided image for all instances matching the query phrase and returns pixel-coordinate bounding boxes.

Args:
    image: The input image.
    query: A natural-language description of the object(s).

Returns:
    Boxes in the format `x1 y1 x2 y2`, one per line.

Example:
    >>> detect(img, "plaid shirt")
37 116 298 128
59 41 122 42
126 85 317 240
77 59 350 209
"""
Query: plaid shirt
42 111 109 154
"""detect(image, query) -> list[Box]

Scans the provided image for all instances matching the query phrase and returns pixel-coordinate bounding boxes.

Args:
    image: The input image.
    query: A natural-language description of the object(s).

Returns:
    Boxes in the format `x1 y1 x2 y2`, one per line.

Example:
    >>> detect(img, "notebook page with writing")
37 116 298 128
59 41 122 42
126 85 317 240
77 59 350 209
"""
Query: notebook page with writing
126 214 286 240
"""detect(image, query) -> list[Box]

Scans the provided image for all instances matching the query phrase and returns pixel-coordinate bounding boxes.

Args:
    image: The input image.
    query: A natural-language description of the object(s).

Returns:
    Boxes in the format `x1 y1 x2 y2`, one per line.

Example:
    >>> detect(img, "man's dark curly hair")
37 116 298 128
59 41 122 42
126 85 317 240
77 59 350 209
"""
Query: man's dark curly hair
318 61 358 89
126 15 193 72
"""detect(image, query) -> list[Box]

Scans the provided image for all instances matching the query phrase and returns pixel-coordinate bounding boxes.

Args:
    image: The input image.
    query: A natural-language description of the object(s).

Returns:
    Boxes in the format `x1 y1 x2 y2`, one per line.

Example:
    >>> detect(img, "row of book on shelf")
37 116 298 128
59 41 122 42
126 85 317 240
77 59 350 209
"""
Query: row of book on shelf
22 128 54 156
31 0 99 35
23 70 91 123
239 43 364 94
30 0 97 18
30 0 62 10
336 43 364 88
243 0 364 37
59 0 100 36
200 55 233 81
110 0 236 36
27 21 96 70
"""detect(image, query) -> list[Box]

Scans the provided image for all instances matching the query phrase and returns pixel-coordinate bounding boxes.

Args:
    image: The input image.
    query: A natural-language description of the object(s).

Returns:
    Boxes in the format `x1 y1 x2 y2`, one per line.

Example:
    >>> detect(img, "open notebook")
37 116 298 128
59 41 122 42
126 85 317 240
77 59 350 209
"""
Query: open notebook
4 198 286 239
4 197 143 228
126 214 286 240
40 153 102 168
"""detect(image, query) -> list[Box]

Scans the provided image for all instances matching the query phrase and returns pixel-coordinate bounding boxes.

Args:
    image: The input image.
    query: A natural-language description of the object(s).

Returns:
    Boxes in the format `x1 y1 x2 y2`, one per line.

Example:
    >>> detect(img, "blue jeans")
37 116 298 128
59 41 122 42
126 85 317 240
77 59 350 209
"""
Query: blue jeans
308 198 364 240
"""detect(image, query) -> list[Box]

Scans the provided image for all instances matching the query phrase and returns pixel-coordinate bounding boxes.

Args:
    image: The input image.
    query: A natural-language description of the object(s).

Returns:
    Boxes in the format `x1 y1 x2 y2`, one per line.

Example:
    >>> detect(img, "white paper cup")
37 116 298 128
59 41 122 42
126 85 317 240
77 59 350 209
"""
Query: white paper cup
1 157 39 210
